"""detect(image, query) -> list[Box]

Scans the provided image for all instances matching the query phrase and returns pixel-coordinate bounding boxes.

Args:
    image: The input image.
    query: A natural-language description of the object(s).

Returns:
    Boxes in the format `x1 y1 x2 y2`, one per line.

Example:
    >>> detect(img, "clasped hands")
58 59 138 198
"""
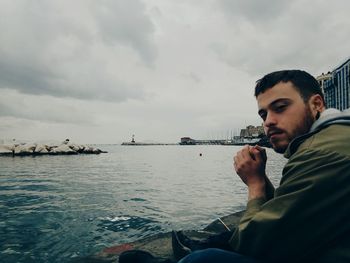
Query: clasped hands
233 145 267 201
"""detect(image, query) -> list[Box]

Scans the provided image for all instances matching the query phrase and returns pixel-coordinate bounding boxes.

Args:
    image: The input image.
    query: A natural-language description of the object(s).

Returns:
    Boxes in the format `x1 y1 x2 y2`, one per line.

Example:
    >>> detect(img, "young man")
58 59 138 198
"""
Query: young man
178 70 350 263
120 70 350 263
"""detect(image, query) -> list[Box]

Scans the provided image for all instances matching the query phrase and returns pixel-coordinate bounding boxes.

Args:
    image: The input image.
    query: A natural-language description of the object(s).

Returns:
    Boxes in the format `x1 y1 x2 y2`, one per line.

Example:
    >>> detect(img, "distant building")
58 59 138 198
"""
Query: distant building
316 72 332 94
240 125 264 138
180 137 196 145
179 125 266 146
321 58 350 110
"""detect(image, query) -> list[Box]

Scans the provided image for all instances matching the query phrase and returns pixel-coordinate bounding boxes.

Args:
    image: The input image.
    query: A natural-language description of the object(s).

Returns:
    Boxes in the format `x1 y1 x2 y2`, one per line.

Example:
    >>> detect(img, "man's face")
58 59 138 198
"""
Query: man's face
257 81 315 154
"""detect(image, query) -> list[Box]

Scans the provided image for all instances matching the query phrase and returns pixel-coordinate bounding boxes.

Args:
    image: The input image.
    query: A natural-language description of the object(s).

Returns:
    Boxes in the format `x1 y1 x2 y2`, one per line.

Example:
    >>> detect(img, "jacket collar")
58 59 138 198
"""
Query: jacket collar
284 108 350 158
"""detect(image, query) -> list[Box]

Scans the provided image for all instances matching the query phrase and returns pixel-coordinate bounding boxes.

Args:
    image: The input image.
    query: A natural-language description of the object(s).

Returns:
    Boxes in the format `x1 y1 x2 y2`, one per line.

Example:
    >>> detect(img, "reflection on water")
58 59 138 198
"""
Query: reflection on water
0 145 286 263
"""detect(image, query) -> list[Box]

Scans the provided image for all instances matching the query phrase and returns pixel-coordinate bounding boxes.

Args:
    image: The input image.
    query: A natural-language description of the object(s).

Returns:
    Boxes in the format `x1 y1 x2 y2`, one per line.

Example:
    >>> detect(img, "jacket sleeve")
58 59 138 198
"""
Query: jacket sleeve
229 148 350 262
264 176 275 201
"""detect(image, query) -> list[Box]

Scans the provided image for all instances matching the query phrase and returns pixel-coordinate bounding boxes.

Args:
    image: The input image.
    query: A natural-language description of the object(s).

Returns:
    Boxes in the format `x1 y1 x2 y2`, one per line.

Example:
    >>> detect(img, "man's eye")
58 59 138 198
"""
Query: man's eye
260 113 267 121
275 105 287 112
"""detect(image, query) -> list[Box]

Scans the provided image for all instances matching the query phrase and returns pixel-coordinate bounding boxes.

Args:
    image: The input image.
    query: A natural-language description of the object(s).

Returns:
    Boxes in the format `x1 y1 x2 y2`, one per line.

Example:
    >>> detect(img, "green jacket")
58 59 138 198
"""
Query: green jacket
229 109 350 262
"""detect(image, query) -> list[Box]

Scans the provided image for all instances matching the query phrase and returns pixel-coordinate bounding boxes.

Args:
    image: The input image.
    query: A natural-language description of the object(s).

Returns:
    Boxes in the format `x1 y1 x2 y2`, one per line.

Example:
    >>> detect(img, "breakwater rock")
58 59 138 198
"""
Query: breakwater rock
0 141 107 156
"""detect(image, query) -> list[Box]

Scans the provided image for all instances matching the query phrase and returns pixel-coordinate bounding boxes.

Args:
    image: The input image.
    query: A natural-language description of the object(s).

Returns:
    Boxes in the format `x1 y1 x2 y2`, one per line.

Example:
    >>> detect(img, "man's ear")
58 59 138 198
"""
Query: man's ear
309 94 325 116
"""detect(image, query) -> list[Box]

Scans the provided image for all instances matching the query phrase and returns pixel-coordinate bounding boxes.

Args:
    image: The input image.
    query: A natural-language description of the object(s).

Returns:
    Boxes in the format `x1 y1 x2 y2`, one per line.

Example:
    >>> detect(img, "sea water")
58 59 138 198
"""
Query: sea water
0 145 286 263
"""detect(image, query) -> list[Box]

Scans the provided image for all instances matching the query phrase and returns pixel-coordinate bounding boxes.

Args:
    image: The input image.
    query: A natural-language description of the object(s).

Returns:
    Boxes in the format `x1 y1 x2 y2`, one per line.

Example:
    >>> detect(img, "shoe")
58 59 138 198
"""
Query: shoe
174 231 210 251
171 231 192 260
119 249 174 263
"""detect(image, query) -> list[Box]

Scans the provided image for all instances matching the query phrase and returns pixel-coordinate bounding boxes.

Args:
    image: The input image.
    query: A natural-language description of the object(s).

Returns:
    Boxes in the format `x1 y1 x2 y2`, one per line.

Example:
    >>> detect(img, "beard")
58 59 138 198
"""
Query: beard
272 106 315 154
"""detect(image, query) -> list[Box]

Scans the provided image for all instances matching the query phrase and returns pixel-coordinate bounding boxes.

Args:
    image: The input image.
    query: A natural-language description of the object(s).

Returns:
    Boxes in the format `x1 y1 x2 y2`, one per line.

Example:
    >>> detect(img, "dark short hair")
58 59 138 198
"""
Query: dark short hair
254 70 325 103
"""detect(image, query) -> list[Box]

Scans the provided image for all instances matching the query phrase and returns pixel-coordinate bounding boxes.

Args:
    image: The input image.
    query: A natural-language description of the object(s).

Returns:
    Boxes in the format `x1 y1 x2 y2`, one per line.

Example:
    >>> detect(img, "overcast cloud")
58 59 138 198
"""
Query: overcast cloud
0 0 349 144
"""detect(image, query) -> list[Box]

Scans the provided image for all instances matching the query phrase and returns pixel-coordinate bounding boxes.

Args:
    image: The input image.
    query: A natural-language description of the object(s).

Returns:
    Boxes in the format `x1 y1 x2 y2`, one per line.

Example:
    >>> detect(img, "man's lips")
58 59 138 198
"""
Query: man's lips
267 130 284 138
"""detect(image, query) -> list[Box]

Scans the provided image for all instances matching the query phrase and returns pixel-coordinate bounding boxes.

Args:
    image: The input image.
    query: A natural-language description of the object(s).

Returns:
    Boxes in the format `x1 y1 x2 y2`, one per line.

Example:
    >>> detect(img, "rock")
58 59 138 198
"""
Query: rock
34 144 49 154
82 146 102 154
92 148 103 154
50 144 77 155
0 144 14 156
68 143 84 152
1 141 106 156
14 143 37 156
82 146 93 153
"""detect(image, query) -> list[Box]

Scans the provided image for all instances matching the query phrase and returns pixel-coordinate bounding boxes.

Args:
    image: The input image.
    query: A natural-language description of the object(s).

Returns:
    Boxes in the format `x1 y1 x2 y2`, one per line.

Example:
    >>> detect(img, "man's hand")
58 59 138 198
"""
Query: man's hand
233 145 267 200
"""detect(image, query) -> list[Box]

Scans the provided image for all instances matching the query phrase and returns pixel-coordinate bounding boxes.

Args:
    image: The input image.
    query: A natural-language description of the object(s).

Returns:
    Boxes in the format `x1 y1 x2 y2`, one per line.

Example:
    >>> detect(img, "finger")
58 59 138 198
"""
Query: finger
241 146 253 160
247 146 257 160
254 145 262 151
235 149 244 161
243 145 250 152
254 145 267 162
234 153 243 165
251 148 263 162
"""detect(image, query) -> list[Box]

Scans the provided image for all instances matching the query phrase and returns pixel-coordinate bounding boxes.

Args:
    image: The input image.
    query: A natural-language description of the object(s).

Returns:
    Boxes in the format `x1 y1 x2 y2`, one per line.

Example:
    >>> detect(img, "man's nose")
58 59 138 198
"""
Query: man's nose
264 112 277 127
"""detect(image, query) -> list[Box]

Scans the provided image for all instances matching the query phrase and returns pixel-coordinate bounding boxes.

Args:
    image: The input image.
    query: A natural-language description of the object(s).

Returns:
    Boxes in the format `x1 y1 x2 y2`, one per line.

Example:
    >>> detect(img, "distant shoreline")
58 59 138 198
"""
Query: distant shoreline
121 142 178 146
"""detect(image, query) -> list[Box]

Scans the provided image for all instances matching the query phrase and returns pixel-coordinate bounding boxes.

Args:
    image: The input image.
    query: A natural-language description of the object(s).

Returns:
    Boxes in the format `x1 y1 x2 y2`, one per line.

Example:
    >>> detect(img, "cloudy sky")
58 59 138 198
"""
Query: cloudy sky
0 0 349 144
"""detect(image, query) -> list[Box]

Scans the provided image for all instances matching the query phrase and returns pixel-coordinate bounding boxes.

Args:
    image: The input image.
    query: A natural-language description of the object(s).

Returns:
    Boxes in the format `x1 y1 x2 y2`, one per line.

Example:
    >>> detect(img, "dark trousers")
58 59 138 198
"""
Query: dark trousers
178 248 261 263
